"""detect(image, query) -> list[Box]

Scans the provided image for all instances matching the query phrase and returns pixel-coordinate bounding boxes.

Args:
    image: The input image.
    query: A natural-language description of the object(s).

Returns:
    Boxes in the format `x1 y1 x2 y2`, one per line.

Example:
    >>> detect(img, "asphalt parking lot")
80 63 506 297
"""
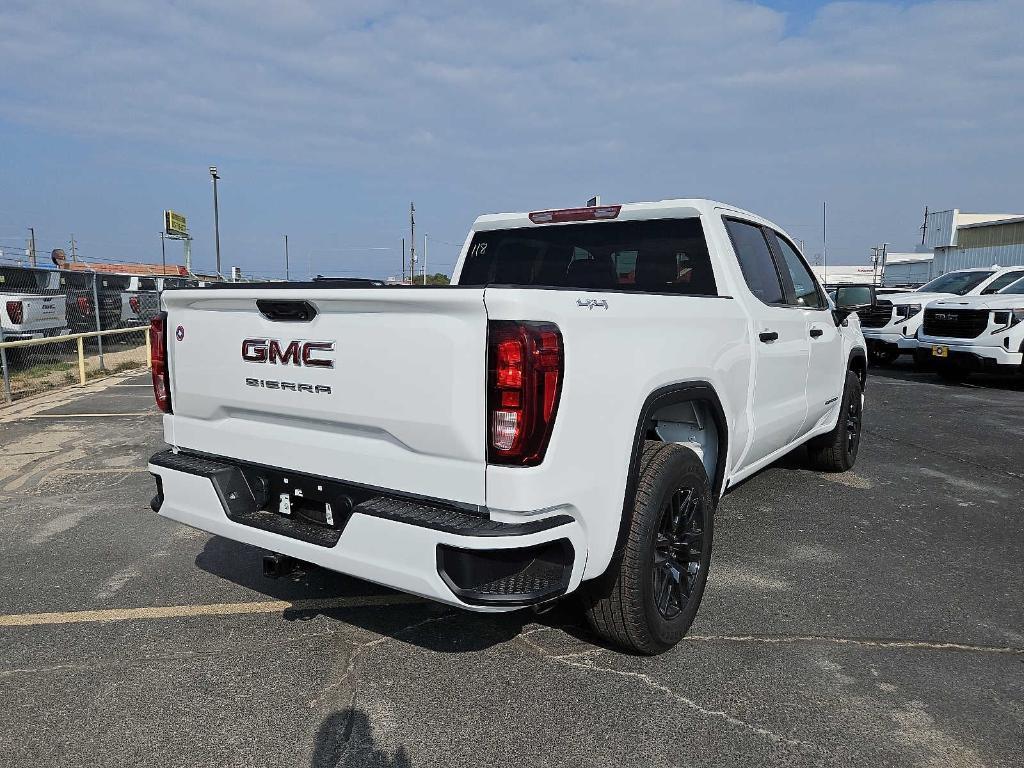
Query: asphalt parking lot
0 364 1021 768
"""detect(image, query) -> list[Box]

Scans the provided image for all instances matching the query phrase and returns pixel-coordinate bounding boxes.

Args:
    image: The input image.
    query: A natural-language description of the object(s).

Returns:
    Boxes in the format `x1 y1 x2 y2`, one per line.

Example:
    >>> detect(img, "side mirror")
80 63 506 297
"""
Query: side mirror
833 284 876 324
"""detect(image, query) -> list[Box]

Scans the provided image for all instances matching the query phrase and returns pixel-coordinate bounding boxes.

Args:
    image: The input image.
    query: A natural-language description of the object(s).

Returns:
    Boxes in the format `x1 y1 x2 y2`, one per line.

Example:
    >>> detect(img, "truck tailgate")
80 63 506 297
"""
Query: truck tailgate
2 294 64 332
163 288 488 506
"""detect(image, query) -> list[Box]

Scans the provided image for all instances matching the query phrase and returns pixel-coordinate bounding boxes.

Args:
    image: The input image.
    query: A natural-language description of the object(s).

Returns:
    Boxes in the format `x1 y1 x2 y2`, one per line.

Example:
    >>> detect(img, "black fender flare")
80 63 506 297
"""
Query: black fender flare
848 347 867 389
613 381 729 560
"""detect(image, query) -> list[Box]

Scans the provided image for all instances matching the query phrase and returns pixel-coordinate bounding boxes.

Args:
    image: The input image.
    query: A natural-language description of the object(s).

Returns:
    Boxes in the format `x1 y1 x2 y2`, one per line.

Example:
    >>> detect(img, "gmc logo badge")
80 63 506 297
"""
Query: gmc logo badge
934 314 953 321
241 338 335 368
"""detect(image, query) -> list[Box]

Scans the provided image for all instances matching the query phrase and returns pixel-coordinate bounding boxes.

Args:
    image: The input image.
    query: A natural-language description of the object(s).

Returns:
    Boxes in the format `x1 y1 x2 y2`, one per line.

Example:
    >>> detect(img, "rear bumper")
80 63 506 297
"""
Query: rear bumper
148 449 586 611
0 327 68 342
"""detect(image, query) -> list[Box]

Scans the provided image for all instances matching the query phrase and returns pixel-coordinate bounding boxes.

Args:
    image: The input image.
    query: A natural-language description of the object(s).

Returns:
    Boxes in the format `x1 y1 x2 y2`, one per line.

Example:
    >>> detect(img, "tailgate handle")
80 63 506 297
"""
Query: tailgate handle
256 300 317 322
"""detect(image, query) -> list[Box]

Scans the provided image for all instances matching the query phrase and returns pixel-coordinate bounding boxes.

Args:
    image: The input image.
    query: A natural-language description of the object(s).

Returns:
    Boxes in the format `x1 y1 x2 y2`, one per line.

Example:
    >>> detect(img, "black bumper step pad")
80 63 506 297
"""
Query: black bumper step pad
354 496 573 537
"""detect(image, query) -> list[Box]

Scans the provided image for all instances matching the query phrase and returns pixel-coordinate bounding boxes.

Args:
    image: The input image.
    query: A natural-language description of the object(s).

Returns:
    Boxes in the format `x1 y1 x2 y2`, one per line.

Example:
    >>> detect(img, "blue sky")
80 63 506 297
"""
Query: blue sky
1 0 1021 280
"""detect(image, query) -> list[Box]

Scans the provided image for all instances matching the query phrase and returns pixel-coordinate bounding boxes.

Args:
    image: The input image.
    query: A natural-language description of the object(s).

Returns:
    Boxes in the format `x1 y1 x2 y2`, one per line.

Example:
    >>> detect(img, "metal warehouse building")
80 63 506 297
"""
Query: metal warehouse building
925 209 1024 274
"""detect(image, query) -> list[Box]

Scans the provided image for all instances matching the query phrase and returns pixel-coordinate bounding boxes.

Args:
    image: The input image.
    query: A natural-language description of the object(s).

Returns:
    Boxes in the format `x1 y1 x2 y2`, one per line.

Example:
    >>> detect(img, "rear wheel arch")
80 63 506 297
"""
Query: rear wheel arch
612 382 729 563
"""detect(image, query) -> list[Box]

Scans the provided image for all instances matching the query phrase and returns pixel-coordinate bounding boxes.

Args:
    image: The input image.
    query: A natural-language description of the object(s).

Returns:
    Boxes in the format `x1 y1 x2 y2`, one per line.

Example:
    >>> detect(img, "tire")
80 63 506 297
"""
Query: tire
807 370 863 472
582 441 714 655
935 363 970 384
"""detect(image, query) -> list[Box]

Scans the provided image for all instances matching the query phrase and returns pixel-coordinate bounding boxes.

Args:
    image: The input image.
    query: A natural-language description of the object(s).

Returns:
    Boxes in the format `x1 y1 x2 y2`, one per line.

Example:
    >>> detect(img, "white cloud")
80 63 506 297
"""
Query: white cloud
0 0 1022 272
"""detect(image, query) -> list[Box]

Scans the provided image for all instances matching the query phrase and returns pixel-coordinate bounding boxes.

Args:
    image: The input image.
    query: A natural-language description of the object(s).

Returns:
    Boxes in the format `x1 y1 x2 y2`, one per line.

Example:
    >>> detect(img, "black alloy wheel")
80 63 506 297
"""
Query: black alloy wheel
845 390 862 459
652 486 705 620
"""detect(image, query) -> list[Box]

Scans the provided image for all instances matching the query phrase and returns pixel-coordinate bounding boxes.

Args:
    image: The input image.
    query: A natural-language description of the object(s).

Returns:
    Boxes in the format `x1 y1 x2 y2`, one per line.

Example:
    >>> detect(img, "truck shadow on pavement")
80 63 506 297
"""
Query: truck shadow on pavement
194 535 533 653
867 359 1024 391
311 707 412 768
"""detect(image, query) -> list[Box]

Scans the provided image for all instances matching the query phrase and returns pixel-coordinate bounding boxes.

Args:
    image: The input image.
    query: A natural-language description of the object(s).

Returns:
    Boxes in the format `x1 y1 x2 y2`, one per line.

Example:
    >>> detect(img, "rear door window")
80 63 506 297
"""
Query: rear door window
459 218 717 295
724 219 786 305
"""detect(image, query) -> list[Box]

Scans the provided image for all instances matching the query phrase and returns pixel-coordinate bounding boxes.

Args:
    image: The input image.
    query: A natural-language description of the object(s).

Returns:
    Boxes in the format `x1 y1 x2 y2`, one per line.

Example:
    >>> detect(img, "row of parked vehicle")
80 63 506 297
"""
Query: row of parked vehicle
855 266 1024 383
0 266 199 343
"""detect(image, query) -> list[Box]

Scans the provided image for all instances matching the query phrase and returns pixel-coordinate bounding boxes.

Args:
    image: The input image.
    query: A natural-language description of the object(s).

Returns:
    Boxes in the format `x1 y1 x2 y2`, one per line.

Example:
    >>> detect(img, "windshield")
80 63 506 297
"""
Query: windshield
459 218 717 295
917 270 993 295
999 276 1024 295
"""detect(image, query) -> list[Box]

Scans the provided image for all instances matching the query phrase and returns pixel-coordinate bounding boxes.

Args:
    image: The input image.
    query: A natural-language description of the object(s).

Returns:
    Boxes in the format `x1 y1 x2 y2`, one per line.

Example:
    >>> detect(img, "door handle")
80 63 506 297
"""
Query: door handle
809 328 824 338
758 331 779 343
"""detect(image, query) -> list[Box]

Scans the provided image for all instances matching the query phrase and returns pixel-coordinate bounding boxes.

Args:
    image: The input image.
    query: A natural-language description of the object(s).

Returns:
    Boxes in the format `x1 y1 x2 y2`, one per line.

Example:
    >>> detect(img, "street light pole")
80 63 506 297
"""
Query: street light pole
209 166 222 276
284 234 290 281
161 231 166 274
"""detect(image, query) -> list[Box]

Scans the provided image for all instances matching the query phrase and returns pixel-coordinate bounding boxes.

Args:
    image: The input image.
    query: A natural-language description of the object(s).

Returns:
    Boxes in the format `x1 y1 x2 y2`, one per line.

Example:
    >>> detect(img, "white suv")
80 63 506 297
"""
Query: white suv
917 275 1024 382
860 266 1024 364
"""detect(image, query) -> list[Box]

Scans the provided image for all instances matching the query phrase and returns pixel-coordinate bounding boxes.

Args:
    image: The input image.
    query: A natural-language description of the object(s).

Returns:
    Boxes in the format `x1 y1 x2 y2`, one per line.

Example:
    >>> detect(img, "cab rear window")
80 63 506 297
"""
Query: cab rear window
0 267 50 293
458 218 717 295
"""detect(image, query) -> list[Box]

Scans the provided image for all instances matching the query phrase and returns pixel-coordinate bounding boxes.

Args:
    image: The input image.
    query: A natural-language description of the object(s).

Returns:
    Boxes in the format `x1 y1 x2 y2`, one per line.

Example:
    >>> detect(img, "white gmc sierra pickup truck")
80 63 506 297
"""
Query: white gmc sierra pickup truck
0 266 69 342
917 273 1024 383
147 199 870 654
859 266 1024 364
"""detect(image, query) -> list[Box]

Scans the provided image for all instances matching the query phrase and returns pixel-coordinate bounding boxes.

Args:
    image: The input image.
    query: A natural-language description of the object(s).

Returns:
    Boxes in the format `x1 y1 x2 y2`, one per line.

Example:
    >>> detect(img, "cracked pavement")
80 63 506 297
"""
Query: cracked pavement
0 364 1021 767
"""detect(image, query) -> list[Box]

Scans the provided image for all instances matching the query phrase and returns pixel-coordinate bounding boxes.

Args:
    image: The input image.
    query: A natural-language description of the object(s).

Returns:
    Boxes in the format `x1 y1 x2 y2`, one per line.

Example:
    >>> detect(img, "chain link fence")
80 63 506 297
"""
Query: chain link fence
1 267 152 404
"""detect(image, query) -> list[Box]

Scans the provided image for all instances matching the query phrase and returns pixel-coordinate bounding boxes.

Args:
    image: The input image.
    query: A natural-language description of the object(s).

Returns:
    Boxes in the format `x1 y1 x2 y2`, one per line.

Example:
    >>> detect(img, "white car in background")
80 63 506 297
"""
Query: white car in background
859 266 1024 364
917 275 1024 383
0 266 69 342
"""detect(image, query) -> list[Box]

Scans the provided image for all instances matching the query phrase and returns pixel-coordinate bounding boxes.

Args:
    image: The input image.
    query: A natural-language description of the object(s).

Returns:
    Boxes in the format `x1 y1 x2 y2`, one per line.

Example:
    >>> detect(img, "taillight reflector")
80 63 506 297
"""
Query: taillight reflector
487 321 563 466
528 205 621 224
150 313 172 413
77 296 92 315
129 295 141 314
5 301 24 325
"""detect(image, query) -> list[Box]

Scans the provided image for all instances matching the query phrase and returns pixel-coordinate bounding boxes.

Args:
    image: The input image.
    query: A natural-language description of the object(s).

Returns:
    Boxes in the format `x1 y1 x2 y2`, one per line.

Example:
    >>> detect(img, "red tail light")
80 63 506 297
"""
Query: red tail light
150 313 172 413
129 295 141 314
487 321 563 466
5 301 23 325
77 296 92 315
528 205 621 224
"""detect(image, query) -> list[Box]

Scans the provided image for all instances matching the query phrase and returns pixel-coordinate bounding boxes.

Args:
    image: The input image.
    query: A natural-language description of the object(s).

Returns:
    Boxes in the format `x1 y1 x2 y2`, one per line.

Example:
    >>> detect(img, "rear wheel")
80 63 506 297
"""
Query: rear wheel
583 442 713 655
807 370 863 472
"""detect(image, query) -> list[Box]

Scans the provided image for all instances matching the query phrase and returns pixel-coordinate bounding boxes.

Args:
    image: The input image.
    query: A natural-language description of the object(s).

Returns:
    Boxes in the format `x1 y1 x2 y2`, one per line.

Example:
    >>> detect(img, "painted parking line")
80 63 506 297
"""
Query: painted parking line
25 412 154 419
48 467 149 475
0 595 420 628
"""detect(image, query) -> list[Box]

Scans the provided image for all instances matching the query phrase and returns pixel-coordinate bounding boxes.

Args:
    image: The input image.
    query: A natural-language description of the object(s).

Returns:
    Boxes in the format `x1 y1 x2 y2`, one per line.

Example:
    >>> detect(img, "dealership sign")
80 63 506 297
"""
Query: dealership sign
164 210 188 237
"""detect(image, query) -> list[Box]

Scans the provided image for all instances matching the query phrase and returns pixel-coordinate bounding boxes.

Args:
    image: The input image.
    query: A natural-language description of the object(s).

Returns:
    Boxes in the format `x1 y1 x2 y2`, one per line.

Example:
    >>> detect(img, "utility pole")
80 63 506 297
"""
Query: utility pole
822 201 828 285
423 233 428 285
880 242 889 284
28 227 37 267
920 206 929 246
70 234 77 262
210 166 222 276
870 246 879 284
401 237 406 283
284 234 290 281
161 232 166 273
409 202 416 284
